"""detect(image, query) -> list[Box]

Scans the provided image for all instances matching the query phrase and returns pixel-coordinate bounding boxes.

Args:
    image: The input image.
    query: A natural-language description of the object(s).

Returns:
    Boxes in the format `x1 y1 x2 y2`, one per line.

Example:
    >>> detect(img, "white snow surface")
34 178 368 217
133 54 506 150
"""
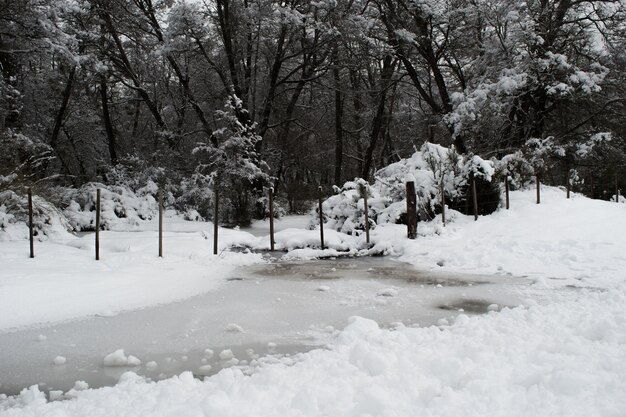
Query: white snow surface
0 221 263 331
102 350 141 367
1 187 626 416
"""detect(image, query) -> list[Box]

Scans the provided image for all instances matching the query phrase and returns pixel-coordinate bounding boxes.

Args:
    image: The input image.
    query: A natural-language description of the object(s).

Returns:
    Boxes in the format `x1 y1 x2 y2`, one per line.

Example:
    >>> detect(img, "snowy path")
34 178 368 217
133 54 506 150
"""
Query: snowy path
0 257 527 396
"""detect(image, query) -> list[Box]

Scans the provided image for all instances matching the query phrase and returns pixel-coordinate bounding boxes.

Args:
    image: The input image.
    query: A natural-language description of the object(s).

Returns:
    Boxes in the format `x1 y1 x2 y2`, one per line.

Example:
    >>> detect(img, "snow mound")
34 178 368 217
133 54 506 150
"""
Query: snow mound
103 349 141 367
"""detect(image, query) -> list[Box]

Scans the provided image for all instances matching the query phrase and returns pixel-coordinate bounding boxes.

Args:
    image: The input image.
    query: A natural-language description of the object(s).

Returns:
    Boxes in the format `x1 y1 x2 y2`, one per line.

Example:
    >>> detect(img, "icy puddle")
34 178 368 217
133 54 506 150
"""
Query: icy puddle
0 257 529 397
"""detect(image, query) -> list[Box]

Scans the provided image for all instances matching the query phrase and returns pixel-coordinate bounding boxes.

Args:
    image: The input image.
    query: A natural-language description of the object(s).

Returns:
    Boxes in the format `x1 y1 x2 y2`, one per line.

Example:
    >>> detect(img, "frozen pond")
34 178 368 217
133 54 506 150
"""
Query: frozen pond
0 256 529 397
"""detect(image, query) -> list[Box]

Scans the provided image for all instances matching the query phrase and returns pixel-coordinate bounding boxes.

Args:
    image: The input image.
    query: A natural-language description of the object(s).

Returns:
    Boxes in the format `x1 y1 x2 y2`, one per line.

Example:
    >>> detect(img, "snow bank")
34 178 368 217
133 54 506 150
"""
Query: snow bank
2 287 625 417
0 224 263 331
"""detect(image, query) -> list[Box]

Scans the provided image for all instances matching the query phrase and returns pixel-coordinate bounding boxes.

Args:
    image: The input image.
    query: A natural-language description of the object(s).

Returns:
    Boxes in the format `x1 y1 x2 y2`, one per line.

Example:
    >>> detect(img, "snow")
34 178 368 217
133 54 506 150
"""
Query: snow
225 323 244 333
197 365 212 375
51 356 66 366
1 187 626 416
219 349 235 361
0 221 263 331
102 350 141 367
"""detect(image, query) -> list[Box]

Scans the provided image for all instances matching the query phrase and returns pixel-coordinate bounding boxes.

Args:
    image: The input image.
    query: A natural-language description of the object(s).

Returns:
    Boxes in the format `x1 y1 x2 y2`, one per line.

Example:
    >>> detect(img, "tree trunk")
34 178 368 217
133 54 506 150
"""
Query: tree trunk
333 45 343 186
362 56 395 179
50 66 76 152
100 74 118 165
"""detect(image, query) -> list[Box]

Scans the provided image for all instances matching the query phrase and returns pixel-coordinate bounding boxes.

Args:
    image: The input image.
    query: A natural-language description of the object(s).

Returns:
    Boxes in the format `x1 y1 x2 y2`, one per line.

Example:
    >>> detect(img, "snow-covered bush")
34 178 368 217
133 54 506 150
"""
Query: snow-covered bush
173 174 214 221
60 183 158 231
254 194 287 220
0 190 72 240
315 143 498 234
103 156 167 194
311 179 387 235
493 151 535 189
523 136 565 173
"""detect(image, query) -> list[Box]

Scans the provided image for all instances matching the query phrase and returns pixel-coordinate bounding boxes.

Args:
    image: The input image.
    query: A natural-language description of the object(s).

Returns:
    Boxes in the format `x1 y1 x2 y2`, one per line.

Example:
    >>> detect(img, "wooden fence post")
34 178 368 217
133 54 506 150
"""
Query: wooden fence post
536 174 541 204
318 186 325 249
361 183 370 244
95 188 101 261
28 187 34 258
440 181 446 226
158 190 163 258
566 170 571 199
589 175 594 199
616 175 620 203
472 177 478 221
213 185 219 255
269 188 275 251
505 177 510 210
406 181 417 239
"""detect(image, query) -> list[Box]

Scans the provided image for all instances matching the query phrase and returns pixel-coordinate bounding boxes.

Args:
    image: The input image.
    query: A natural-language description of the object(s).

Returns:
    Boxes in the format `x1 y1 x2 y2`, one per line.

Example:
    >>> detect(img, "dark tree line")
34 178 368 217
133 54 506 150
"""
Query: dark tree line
1 0 625 217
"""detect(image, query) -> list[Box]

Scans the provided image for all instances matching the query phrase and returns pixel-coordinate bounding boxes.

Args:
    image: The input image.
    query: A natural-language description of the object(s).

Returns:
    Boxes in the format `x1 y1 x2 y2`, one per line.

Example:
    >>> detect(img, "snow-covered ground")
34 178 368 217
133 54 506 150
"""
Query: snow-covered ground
1 187 625 416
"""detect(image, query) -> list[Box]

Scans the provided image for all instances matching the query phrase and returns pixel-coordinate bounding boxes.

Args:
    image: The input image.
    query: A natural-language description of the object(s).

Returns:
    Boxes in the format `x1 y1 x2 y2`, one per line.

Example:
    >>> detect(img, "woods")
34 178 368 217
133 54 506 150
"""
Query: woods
1 0 625 225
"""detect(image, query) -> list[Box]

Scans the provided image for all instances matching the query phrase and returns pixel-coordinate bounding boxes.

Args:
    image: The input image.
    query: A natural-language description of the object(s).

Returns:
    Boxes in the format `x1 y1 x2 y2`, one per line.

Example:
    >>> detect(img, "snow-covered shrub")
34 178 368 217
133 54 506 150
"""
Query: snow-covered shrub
612 194 625 204
60 183 158 231
493 151 535 189
315 143 499 234
173 174 214 221
310 179 388 235
254 194 287 220
103 156 167 194
523 136 565 173
0 190 72 240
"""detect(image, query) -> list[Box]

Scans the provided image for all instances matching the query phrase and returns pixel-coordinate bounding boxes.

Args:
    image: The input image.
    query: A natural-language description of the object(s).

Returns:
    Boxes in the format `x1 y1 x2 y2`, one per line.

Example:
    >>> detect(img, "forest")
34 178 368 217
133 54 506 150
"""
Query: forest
1 0 625 228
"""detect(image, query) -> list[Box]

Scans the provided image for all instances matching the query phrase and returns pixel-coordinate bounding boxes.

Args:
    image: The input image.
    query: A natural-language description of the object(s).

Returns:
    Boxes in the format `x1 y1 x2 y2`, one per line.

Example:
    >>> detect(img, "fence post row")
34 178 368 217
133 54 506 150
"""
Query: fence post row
95 188 101 261
269 188 275 251
28 187 34 258
472 177 478 221
318 186 325 250
406 181 417 239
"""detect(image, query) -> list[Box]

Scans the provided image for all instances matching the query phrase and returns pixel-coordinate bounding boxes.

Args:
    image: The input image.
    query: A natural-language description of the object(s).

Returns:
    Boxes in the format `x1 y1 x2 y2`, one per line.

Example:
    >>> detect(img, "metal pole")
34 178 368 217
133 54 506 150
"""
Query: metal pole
505 177 510 210
158 190 163 257
362 184 370 244
213 185 219 255
406 181 417 239
28 188 34 258
318 186 325 250
536 174 541 204
472 178 478 221
95 189 100 261
269 188 275 251
440 181 446 226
